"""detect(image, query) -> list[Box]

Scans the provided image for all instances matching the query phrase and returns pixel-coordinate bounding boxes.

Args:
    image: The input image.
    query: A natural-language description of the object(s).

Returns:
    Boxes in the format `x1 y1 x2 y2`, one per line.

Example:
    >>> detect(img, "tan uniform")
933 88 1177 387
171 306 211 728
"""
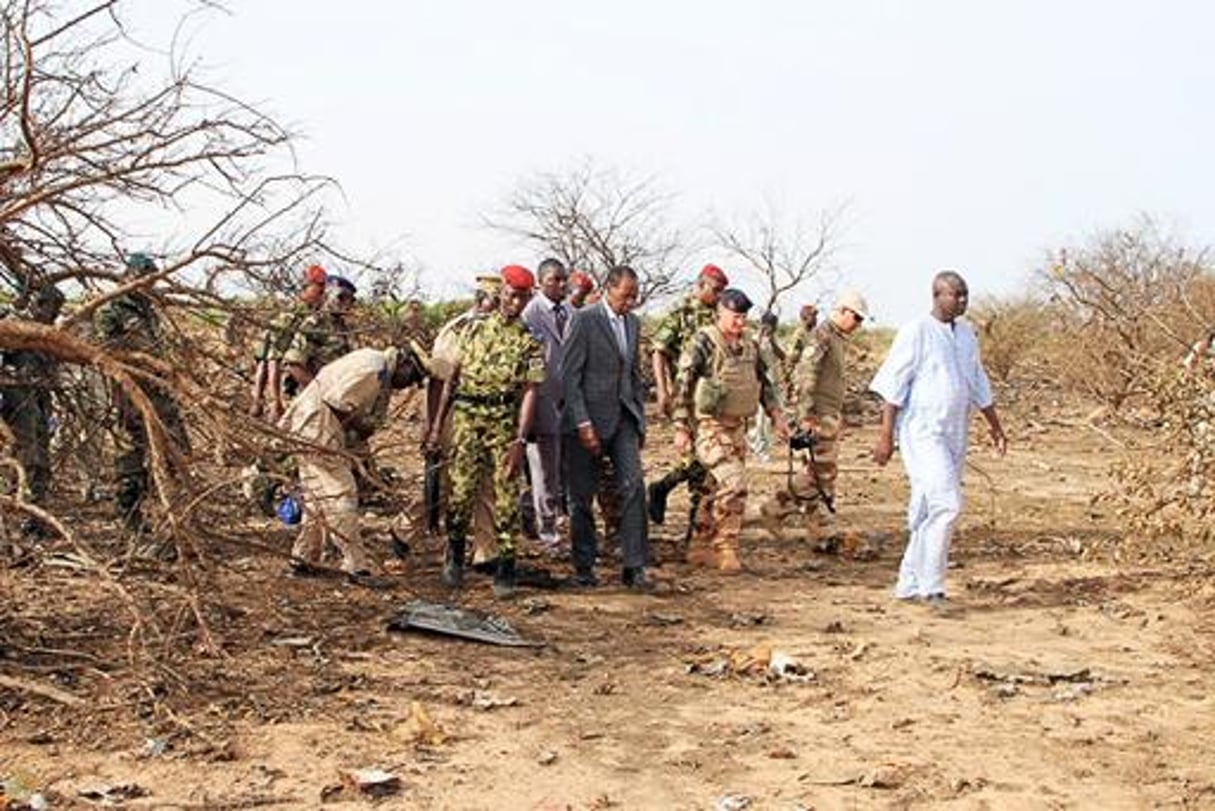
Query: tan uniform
280 347 397 573
675 326 781 569
791 320 847 507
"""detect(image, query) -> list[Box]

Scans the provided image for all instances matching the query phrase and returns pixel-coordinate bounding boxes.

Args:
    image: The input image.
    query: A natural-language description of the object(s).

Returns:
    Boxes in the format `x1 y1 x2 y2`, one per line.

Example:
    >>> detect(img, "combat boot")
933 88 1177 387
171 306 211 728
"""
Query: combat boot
684 536 716 567
647 467 686 525
493 555 517 599
714 539 743 574
442 537 465 587
758 494 793 542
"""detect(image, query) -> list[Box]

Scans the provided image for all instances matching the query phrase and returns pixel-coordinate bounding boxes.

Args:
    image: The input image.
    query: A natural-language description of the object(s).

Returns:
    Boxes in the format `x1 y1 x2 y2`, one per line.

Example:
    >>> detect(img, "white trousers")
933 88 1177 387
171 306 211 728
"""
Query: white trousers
895 432 964 599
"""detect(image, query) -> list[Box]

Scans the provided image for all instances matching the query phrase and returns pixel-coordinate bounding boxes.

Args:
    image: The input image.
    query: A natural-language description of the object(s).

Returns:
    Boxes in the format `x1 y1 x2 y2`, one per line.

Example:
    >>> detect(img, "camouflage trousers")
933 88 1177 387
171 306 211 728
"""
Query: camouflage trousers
447 404 520 559
113 383 189 528
0 386 53 504
692 417 749 552
439 411 496 564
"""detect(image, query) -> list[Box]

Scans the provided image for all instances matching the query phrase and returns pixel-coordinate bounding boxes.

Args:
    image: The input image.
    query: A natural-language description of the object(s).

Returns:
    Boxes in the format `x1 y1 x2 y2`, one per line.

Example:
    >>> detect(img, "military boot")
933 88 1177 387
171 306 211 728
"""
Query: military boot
647 467 686 526
758 493 794 542
684 535 716 567
493 555 517 599
713 538 743 574
442 537 465 587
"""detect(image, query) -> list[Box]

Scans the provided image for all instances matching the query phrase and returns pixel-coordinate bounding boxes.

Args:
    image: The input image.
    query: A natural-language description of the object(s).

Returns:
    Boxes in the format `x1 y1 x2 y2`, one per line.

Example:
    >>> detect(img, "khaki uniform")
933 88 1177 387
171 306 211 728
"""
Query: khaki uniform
675 325 782 569
446 313 545 561
791 320 847 508
279 347 398 573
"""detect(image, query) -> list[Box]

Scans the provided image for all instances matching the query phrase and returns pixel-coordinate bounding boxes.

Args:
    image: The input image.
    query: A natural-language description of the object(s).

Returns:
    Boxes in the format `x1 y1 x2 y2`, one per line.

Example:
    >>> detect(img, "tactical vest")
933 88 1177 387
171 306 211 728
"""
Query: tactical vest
694 327 761 419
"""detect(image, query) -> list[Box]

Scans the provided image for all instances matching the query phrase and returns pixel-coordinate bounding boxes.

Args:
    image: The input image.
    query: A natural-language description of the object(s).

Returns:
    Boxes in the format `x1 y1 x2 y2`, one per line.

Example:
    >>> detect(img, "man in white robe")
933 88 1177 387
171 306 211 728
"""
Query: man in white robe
869 271 1007 603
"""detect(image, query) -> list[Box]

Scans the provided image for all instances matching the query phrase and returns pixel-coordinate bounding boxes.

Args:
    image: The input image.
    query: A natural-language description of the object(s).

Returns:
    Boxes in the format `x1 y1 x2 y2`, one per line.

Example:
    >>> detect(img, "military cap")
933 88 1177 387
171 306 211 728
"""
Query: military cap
501 264 535 291
699 263 729 286
718 288 753 314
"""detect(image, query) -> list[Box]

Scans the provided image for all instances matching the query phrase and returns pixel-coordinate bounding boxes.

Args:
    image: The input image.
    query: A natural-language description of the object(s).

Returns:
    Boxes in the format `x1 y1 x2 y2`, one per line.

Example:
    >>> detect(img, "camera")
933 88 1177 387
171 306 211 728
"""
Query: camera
789 428 816 451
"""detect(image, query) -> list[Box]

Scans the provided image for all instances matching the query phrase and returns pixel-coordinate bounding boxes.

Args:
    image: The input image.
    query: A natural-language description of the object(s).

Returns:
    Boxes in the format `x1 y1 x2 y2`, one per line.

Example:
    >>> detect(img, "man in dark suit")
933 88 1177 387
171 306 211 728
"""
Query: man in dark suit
521 258 570 550
560 265 651 590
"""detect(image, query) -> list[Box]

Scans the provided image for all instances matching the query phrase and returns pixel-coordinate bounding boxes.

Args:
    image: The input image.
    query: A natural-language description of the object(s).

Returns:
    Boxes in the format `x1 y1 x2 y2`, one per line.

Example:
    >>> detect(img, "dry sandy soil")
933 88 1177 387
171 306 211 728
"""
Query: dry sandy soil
3 396 1215 810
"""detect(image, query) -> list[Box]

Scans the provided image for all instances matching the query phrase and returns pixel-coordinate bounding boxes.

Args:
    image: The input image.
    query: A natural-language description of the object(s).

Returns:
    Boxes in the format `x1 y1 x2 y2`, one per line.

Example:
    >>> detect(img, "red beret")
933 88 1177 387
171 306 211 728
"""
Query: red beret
699 263 729 286
568 270 594 293
500 264 535 291
304 264 327 286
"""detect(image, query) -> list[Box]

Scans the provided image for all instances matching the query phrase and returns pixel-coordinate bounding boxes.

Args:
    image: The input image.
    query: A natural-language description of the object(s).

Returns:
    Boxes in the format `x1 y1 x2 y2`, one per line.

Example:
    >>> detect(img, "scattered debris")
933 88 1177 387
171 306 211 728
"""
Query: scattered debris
714 794 753 811
646 611 684 626
767 746 797 759
140 737 169 758
337 768 401 798
78 782 150 804
729 611 770 627
823 620 846 634
686 645 815 684
467 691 519 711
537 749 559 766
768 652 816 684
387 601 541 647
395 701 448 747
522 597 551 615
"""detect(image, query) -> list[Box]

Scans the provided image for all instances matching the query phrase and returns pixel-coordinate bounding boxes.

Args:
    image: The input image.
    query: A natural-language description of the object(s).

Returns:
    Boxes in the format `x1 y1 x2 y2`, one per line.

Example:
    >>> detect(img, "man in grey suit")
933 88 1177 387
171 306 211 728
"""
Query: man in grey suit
561 265 651 590
521 258 569 549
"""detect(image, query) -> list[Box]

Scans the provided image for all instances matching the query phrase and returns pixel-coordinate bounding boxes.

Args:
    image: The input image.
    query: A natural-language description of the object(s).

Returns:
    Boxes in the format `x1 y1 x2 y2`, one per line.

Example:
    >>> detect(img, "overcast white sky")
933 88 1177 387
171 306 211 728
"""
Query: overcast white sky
131 1 1213 323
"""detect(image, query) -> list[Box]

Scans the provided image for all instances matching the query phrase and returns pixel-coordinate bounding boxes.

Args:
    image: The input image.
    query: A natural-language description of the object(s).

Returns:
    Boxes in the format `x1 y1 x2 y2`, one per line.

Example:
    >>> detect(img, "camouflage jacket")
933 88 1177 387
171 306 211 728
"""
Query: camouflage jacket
94 292 161 353
651 296 717 363
453 312 545 414
282 310 353 373
673 326 782 424
254 302 312 362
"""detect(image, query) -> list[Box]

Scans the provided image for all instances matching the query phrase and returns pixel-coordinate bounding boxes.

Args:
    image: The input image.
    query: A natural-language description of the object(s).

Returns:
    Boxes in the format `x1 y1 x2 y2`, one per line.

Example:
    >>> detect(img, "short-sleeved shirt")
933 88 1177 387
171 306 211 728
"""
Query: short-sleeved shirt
279 347 397 440
429 308 486 382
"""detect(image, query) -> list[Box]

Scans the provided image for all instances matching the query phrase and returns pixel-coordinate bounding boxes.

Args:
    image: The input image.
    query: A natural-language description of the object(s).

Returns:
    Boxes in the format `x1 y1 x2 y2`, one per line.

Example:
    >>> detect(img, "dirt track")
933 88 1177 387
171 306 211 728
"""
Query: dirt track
4 402 1215 810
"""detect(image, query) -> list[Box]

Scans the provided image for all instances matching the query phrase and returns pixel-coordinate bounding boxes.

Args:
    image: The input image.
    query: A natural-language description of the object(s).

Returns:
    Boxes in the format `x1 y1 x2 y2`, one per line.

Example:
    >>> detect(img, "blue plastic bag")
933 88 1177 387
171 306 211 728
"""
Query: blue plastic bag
276 493 302 526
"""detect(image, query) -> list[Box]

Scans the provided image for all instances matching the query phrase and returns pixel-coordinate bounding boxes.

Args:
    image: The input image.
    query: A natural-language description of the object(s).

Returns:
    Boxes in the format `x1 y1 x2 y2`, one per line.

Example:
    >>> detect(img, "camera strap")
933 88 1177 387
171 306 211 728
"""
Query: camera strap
786 443 836 514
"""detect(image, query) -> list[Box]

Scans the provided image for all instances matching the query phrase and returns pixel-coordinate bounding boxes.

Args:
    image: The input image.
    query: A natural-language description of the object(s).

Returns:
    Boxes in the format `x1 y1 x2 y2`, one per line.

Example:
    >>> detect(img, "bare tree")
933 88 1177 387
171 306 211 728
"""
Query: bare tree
0 0 346 660
484 158 690 303
711 202 846 315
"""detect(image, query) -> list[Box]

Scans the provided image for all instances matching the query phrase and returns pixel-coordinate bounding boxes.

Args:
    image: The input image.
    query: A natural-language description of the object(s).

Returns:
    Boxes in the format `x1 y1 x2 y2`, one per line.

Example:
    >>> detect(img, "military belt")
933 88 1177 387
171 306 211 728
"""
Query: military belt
454 392 519 408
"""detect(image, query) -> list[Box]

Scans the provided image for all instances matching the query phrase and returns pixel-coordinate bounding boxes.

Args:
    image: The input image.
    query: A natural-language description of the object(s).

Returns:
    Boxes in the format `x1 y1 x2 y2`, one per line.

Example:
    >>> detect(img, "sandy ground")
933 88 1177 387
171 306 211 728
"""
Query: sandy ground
3 401 1215 810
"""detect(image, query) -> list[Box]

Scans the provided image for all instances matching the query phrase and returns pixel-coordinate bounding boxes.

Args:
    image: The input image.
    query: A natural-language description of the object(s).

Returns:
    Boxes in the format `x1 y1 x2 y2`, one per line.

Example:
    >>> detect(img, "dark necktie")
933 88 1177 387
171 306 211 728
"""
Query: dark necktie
553 303 567 338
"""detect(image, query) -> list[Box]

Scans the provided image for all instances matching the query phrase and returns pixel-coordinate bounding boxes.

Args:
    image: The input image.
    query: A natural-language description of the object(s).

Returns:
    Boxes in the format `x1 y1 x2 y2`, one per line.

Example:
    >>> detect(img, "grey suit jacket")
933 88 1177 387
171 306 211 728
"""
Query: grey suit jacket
522 293 568 435
560 300 646 440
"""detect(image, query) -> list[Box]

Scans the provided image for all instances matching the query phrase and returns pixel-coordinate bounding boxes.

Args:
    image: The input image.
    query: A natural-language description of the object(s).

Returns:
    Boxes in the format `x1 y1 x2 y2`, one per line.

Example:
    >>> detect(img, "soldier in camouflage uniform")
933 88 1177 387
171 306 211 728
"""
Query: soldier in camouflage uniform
760 292 869 540
647 264 729 545
673 289 787 572
94 253 190 534
281 275 357 391
250 264 328 420
783 303 819 398
425 274 501 565
427 265 545 598
1 280 65 535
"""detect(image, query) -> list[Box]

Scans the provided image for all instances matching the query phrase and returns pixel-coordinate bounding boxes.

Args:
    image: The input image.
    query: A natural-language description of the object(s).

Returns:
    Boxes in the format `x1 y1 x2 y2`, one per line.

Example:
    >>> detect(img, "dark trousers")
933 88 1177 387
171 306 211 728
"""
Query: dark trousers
564 415 648 572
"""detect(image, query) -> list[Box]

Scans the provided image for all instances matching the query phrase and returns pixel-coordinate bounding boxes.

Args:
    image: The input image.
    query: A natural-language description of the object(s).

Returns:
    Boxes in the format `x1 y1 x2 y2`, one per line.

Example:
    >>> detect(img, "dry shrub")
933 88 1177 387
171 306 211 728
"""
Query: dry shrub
969 295 1057 384
1036 217 1213 412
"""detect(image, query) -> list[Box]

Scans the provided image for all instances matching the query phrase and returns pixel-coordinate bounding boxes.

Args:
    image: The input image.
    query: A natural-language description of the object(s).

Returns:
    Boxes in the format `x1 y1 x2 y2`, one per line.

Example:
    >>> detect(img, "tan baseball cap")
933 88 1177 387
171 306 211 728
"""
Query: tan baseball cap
836 290 871 320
